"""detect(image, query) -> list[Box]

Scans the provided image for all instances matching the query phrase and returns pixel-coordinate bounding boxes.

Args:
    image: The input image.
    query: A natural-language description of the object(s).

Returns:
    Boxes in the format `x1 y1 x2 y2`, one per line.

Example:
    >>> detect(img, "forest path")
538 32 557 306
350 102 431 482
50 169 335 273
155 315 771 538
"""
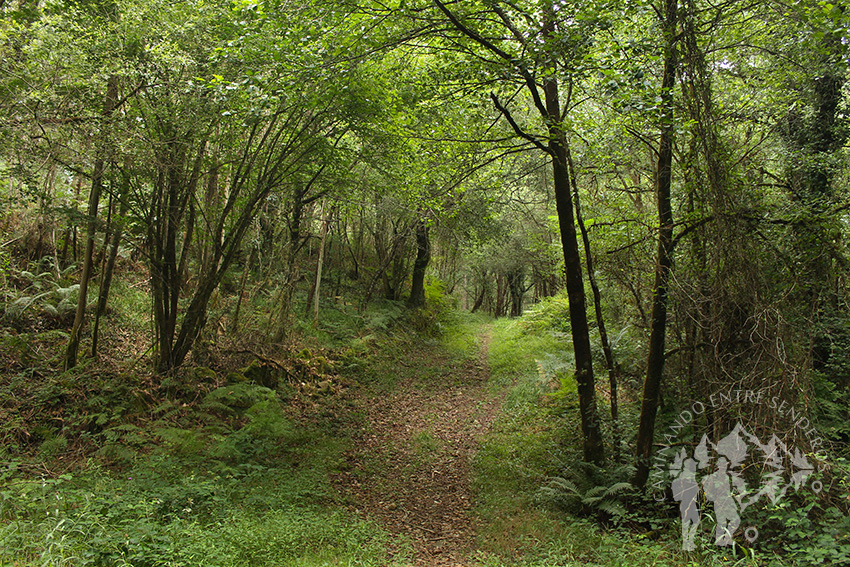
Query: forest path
335 327 499 566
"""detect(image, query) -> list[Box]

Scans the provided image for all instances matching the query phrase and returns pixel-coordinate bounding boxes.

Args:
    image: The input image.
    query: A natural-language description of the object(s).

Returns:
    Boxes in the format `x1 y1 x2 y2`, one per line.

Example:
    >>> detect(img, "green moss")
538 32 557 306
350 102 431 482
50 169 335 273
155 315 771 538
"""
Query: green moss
241 360 279 388
191 366 218 384
225 371 248 384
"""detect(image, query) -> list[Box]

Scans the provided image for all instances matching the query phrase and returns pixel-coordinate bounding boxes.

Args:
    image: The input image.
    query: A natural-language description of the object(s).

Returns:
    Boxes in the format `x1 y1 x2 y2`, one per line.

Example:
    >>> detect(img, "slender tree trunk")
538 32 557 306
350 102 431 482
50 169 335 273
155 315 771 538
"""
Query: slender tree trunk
471 278 486 313
275 187 307 341
65 76 118 370
568 149 620 460
507 269 524 317
408 213 430 308
232 247 255 335
494 273 505 317
549 139 605 464
59 225 70 268
150 137 205 373
91 184 128 357
634 0 678 489
311 202 331 323
388 222 409 301
544 90 605 465
95 192 114 270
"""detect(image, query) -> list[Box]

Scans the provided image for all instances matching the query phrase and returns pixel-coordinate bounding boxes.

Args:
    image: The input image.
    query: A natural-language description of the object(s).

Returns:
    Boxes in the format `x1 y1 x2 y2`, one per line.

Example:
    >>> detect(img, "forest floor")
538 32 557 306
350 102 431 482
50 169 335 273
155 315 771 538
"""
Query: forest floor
334 327 500 566
6 305 832 566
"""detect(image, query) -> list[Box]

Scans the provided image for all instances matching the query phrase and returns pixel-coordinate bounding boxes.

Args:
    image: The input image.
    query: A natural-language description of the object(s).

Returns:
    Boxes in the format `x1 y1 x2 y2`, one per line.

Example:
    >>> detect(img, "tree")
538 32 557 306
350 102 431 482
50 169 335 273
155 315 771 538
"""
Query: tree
65 75 118 370
408 211 430 308
430 0 605 464
106 0 372 371
633 0 679 489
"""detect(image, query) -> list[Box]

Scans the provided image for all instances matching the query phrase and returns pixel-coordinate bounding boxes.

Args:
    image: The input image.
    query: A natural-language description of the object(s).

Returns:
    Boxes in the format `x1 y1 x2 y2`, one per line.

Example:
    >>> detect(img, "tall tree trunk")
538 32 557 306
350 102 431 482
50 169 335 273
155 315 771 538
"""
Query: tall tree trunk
494 273 506 317
91 182 128 357
95 192 114 271
433 0 604 463
507 268 524 317
549 138 605 464
634 0 678 489
65 76 118 370
309 201 331 323
543 72 605 466
232 247 255 335
150 137 205 373
568 149 620 461
471 277 487 313
408 213 430 308
275 186 307 341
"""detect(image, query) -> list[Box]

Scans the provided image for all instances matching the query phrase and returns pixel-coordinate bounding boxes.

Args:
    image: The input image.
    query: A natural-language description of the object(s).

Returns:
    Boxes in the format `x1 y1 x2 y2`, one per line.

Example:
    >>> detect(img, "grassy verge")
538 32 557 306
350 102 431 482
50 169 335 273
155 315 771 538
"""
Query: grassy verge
1 415 401 566
0 290 411 566
472 313 764 567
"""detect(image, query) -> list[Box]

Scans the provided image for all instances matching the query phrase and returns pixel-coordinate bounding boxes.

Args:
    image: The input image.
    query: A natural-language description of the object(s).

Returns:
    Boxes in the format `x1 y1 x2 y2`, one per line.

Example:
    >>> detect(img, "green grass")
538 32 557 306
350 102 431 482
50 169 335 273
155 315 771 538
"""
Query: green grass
440 309 492 357
0 377 403 567
471 312 769 567
0 433 402 566
3 290 846 567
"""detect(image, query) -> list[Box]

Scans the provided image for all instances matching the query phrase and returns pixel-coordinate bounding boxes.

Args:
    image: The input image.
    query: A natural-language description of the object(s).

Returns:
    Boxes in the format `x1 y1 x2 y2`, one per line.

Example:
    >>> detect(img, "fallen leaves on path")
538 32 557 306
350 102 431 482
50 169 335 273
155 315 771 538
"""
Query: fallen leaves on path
334 332 498 566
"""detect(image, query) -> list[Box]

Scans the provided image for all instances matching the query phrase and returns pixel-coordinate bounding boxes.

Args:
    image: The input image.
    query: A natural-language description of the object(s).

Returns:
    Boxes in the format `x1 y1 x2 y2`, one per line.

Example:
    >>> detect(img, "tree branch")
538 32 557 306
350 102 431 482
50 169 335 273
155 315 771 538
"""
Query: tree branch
432 0 549 119
490 93 552 154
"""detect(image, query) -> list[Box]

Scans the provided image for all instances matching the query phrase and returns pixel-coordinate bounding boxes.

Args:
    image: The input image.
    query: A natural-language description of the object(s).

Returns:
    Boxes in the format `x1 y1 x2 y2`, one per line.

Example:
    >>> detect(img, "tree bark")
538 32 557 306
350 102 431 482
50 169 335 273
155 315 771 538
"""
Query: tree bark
65 75 118 370
232 247 255 335
568 149 620 461
634 0 678 489
91 180 128 357
494 273 506 317
549 134 605 465
507 268 524 317
541 20 604 463
408 213 430 308
311 202 332 323
471 278 487 313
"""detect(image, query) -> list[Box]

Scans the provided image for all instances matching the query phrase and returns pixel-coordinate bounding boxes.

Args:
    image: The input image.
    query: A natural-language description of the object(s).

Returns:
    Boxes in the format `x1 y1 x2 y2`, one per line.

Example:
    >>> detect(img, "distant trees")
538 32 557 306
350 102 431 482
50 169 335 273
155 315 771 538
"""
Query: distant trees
431 0 606 465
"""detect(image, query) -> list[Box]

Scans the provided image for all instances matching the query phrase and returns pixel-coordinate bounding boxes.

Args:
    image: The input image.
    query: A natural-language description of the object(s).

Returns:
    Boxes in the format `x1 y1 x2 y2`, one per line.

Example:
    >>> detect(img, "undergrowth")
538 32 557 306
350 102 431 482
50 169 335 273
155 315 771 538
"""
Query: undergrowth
0 274 411 566
0 437 397 566
472 309 845 567
2 268 847 566
0 374 401 566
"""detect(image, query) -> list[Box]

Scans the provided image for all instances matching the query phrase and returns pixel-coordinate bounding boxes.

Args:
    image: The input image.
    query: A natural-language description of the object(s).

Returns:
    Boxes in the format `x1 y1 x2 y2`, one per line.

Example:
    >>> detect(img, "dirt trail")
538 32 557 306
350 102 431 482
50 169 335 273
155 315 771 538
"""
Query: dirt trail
336 330 498 566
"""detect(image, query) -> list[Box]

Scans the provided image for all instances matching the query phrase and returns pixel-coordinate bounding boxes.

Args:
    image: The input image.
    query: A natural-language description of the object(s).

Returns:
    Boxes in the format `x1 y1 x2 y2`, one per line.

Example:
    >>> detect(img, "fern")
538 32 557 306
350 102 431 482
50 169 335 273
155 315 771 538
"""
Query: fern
3 268 80 319
604 482 633 496
596 499 628 517
4 290 54 317
538 475 635 524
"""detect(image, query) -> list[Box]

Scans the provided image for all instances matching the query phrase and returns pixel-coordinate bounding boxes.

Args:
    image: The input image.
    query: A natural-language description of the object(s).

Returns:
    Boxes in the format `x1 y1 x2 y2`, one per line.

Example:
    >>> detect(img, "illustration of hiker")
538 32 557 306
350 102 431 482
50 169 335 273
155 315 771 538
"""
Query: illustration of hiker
671 449 701 551
703 456 740 545
704 427 753 545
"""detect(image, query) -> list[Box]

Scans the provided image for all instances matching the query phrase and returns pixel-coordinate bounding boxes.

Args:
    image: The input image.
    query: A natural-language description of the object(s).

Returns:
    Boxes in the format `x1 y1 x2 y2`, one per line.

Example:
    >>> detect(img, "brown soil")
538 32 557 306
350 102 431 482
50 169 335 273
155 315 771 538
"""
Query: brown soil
334 330 499 566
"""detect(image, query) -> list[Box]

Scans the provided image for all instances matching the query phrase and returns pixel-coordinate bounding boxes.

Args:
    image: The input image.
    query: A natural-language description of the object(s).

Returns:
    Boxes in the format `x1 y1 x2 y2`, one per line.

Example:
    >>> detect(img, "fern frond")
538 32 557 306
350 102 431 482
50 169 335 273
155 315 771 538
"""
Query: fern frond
596 500 627 517
584 485 607 499
604 482 634 496
582 495 603 506
546 476 579 493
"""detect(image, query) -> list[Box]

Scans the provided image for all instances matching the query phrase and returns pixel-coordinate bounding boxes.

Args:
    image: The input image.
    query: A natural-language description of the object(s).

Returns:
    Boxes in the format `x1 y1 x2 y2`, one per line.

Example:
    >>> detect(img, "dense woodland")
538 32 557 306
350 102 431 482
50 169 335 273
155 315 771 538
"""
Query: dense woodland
1 0 849 565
